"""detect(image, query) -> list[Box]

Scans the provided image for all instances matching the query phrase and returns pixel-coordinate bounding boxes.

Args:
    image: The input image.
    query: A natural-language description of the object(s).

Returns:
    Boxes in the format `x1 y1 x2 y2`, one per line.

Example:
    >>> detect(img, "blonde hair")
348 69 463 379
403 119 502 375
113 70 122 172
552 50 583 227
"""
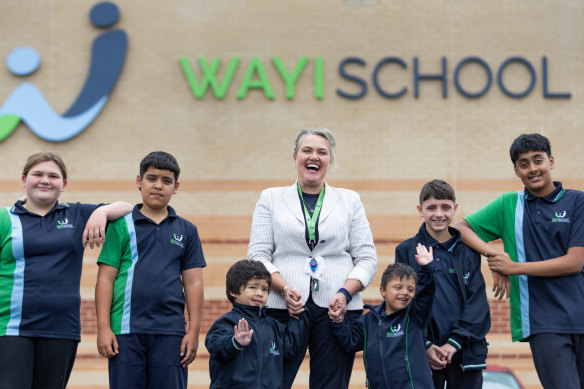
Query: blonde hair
22 151 68 179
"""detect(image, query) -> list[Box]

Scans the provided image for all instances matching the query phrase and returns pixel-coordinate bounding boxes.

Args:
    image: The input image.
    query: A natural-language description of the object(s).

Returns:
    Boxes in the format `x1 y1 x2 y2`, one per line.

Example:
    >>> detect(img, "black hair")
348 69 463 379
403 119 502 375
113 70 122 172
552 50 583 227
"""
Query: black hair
419 179 456 204
226 260 272 303
381 263 417 289
139 151 181 182
509 133 551 165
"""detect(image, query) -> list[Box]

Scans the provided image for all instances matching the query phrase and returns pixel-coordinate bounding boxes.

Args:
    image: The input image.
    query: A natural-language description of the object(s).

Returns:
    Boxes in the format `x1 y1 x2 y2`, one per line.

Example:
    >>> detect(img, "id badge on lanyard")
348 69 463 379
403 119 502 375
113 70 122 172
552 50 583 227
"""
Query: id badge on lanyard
304 256 326 291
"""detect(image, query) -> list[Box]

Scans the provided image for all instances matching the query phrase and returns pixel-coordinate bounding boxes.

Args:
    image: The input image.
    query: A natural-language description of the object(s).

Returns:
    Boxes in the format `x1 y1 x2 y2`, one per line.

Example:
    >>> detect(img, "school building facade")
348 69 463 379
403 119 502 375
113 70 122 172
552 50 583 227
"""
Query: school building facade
1 0 582 387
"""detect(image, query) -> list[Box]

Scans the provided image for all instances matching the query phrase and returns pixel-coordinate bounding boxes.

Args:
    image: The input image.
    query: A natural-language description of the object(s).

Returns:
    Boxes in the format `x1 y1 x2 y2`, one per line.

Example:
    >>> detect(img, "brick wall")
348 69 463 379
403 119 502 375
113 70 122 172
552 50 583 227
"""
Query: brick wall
80 297 511 336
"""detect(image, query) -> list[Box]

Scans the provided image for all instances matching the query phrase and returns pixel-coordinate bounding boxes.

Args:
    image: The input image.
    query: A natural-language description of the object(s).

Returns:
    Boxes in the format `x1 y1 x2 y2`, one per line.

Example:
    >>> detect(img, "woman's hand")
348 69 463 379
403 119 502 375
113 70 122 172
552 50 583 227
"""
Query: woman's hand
284 287 304 318
328 293 347 322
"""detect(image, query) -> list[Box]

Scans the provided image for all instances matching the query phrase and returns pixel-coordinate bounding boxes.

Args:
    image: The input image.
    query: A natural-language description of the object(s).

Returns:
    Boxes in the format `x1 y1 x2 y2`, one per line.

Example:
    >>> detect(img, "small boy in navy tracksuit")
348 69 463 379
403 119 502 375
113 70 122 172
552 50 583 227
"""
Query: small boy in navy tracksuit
205 260 309 389
396 179 490 389
331 245 435 389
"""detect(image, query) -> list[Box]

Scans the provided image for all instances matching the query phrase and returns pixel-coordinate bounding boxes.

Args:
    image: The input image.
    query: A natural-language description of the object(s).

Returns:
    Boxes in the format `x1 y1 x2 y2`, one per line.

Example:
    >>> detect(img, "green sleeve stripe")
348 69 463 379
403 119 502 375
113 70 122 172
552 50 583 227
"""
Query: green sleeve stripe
119 214 139 334
2 208 25 336
0 208 16 335
513 192 531 341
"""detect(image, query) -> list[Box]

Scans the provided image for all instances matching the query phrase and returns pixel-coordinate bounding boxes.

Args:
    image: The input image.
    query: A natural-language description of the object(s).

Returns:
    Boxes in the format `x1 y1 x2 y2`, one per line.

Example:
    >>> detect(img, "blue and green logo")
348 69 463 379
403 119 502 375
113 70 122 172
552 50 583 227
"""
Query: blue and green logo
552 211 570 223
0 2 127 142
170 234 185 248
386 324 404 337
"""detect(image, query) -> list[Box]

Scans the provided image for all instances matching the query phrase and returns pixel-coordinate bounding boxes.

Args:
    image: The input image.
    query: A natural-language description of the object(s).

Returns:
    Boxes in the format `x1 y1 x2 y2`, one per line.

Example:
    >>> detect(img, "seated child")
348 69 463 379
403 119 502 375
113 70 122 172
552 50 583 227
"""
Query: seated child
331 244 435 389
205 260 309 389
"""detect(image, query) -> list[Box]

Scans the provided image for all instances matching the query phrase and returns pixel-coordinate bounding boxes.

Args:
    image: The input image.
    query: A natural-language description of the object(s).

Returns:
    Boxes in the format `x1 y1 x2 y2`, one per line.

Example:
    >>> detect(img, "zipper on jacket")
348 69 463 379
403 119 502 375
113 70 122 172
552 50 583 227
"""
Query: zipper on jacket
378 320 391 386
257 315 263 389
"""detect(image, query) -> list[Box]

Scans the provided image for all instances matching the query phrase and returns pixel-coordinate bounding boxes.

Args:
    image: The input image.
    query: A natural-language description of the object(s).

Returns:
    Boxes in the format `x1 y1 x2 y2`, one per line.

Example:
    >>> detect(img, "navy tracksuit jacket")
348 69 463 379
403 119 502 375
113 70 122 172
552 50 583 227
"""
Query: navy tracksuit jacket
205 302 309 389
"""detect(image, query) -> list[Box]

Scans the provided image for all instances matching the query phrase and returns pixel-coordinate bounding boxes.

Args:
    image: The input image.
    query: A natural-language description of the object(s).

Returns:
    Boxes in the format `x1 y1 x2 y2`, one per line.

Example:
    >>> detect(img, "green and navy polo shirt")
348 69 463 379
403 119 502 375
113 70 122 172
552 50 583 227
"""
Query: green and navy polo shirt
0 201 100 340
465 182 584 341
97 204 206 336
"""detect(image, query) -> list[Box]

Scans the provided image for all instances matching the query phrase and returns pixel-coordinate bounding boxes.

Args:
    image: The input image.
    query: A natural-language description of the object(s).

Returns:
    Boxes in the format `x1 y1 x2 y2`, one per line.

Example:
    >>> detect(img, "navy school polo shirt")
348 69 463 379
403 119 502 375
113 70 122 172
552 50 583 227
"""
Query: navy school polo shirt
0 201 100 340
97 204 206 336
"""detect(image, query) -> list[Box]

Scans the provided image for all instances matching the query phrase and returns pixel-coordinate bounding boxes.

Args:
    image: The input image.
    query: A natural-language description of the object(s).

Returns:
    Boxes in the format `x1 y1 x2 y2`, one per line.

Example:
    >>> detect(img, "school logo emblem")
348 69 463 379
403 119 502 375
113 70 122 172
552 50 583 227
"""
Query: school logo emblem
463 272 471 285
386 324 404 337
269 341 280 356
56 218 74 229
0 2 127 142
170 234 185 248
552 211 570 223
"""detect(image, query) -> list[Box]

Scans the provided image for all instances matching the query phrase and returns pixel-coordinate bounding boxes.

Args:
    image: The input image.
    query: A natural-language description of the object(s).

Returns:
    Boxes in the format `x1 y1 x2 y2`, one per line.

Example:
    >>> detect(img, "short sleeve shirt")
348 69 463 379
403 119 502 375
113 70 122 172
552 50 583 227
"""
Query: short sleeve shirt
0 201 100 340
465 183 584 341
98 204 206 336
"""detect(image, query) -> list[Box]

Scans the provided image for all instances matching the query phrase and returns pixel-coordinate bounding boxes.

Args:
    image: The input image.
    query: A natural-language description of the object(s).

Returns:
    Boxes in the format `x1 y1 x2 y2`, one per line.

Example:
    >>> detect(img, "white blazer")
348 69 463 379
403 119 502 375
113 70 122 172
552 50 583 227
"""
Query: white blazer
248 182 377 310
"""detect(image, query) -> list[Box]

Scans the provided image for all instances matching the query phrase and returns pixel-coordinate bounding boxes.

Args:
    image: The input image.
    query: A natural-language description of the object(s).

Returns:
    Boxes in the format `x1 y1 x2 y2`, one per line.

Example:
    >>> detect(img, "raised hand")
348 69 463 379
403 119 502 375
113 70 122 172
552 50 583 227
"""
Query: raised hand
234 318 253 347
415 243 434 266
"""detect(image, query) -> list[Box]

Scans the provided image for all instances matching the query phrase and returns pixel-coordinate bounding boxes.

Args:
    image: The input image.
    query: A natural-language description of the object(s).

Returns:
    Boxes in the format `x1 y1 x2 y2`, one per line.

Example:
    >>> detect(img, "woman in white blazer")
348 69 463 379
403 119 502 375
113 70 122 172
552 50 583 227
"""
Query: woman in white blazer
248 128 377 389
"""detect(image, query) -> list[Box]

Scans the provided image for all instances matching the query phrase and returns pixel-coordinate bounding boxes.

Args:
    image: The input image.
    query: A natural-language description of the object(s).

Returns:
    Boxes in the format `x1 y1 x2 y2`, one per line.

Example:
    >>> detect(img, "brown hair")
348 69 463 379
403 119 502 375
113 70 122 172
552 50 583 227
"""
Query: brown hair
22 151 68 180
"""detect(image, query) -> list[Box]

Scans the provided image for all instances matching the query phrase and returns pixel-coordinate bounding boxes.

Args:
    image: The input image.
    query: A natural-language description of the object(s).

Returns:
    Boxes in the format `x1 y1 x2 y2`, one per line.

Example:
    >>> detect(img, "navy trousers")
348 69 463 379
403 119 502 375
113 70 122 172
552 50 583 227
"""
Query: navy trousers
266 296 362 389
431 362 483 389
529 333 584 389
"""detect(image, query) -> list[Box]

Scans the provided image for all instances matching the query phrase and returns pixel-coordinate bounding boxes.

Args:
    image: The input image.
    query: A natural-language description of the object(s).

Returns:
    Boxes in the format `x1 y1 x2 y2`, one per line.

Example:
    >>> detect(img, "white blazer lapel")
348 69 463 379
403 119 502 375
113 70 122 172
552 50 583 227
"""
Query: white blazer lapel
319 183 338 223
283 182 305 223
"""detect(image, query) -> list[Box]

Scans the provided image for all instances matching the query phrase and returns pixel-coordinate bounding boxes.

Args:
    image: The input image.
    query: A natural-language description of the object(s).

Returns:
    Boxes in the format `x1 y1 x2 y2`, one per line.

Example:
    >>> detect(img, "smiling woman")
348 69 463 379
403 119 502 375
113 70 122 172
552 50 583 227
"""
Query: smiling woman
247 128 377 389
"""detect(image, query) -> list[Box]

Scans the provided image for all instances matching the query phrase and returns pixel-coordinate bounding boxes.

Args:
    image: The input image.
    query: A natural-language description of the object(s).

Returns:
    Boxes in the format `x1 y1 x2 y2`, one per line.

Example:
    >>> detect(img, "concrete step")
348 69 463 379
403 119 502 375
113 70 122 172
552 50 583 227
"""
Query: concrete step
68 333 541 389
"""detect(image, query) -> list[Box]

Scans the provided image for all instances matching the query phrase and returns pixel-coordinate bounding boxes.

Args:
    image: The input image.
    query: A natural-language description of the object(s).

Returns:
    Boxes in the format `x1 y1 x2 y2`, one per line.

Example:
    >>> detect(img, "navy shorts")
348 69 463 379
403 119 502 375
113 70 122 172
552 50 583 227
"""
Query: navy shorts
108 334 187 389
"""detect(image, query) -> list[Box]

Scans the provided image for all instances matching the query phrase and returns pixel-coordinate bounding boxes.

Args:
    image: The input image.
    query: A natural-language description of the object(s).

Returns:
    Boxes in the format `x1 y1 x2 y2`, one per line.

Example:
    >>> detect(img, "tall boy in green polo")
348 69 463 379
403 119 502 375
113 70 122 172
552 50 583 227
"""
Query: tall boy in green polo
95 152 206 389
454 133 584 389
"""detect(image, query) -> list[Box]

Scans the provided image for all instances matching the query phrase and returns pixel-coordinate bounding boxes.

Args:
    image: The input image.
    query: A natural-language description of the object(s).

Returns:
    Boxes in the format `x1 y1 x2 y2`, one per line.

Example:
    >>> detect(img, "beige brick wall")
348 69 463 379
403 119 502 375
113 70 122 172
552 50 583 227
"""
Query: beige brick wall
1 0 583 242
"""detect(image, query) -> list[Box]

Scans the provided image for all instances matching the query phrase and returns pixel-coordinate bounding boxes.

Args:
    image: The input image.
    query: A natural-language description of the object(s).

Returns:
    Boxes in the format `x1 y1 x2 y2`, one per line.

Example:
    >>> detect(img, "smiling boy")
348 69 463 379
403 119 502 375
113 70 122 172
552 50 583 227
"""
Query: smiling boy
331 245 435 389
95 151 206 389
205 260 309 389
454 134 584 389
395 179 490 389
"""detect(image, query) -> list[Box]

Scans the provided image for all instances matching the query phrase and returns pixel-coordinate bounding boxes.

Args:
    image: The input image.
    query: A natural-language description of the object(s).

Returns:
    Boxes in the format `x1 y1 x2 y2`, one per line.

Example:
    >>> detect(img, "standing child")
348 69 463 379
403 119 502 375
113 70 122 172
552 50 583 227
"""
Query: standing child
454 133 584 389
0 151 132 389
330 245 435 389
395 179 490 389
205 260 309 389
95 151 206 389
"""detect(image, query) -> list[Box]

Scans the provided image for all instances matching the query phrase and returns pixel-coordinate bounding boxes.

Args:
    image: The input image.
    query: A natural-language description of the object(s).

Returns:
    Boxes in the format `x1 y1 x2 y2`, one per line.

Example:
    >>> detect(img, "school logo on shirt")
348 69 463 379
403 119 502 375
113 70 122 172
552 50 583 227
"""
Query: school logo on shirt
56 218 74 229
464 272 471 285
170 233 185 248
269 341 280 356
386 324 404 338
552 211 570 223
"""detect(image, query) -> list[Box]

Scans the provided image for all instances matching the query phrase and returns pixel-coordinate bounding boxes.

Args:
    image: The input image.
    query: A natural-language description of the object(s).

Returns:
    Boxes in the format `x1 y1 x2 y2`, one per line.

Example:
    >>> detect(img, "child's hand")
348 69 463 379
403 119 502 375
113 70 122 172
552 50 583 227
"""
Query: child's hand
415 243 434 266
97 328 119 358
426 345 447 370
487 251 516 275
234 318 253 347
491 270 510 300
439 343 458 363
328 293 347 323
328 308 344 323
284 287 304 319
83 207 107 249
